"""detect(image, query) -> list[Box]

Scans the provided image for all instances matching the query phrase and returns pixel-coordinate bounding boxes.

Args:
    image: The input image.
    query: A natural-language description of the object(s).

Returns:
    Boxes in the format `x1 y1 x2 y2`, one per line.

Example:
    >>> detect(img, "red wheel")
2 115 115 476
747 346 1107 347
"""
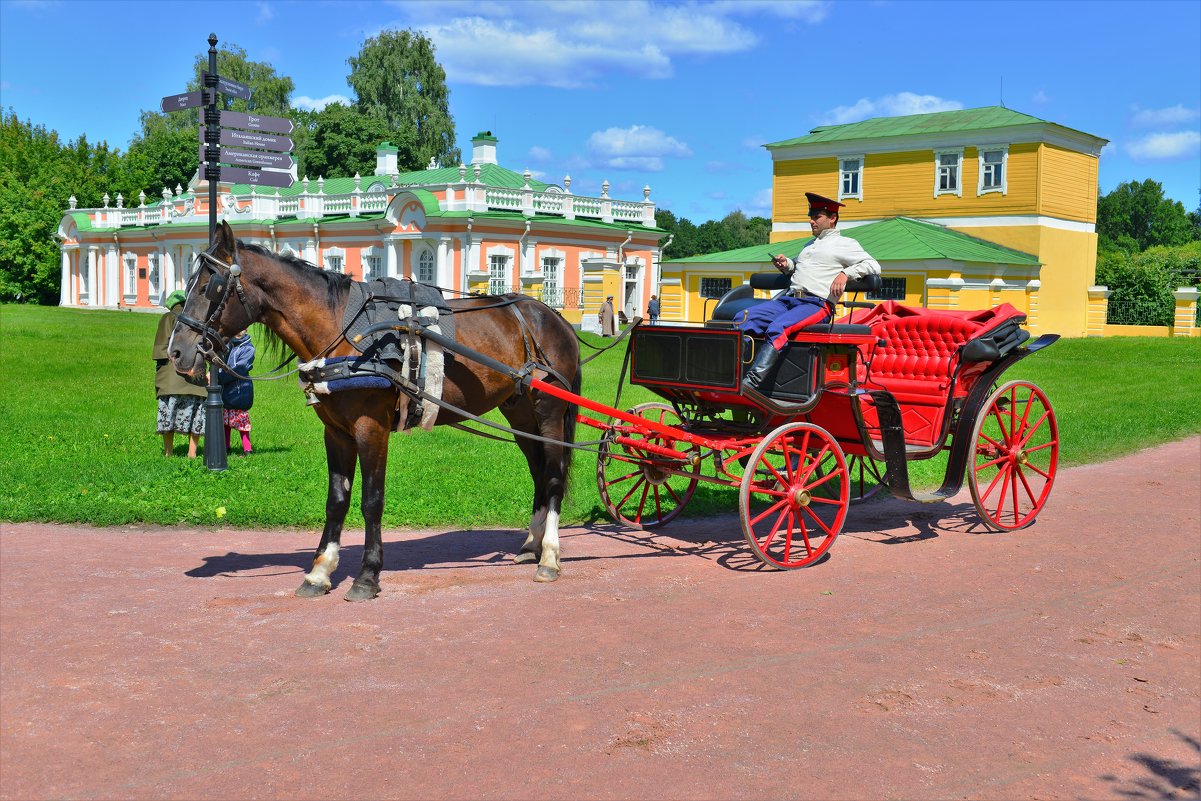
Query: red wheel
969 380 1059 531
739 423 848 569
597 403 700 529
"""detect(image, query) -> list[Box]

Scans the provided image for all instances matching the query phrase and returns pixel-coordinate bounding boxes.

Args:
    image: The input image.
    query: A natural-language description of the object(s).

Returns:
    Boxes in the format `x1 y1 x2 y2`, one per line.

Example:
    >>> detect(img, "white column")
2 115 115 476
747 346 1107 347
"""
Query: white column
59 249 71 306
105 245 119 306
164 247 176 295
385 238 398 278
85 247 98 305
436 238 452 295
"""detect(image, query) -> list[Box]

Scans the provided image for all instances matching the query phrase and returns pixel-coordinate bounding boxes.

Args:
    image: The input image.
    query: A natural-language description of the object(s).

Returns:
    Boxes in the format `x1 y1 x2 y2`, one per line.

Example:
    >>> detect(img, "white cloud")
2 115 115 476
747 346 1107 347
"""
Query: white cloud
1126 131 1201 161
744 187 774 216
293 94 353 111
255 2 274 24
528 145 553 162
1032 90 1050 105
586 125 692 171
819 93 963 125
1130 104 1200 128
399 1 825 87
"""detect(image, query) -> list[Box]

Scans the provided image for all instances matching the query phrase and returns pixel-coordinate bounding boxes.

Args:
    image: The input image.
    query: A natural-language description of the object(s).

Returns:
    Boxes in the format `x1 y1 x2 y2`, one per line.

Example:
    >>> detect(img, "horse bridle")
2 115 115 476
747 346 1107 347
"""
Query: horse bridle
175 248 252 361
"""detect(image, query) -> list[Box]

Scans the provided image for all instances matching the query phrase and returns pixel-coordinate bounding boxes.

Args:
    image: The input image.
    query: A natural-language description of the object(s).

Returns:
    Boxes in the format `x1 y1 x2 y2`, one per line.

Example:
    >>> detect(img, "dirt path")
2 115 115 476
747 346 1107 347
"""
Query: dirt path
2 438 1199 800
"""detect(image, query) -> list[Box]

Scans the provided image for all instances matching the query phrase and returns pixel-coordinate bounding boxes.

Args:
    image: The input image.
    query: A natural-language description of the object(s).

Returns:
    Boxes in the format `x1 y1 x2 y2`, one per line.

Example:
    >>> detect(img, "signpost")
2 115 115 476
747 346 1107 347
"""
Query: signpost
160 33 296 471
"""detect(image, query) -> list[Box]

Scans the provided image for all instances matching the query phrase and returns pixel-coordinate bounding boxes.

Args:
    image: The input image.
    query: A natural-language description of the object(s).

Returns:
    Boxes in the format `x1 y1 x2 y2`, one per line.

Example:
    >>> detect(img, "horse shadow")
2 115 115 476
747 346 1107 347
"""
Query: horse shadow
184 528 531 585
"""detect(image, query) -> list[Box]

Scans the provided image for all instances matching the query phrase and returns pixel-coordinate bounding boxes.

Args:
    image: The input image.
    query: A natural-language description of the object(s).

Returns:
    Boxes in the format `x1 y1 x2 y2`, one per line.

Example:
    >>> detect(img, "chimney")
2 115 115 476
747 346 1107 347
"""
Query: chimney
375 142 398 176
471 131 498 166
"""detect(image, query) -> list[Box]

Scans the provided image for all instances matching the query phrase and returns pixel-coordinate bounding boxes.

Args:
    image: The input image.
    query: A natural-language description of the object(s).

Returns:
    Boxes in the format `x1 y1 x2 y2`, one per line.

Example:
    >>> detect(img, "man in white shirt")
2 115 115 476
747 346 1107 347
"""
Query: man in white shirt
738 192 881 396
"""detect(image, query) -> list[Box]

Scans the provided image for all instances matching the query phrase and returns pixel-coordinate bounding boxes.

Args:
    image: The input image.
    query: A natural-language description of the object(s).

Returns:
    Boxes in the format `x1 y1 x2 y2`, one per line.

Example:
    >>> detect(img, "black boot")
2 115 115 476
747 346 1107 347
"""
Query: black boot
741 343 782 393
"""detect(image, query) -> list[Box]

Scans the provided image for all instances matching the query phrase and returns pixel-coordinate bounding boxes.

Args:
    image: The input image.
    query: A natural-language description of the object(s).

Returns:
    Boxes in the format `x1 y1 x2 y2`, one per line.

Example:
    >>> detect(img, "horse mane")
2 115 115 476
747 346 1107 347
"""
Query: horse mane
238 241 353 363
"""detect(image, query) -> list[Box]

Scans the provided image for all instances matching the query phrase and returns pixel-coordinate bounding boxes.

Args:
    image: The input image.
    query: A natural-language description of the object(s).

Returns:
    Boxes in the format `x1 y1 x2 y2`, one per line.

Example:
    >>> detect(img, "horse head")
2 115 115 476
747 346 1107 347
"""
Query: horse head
169 220 257 380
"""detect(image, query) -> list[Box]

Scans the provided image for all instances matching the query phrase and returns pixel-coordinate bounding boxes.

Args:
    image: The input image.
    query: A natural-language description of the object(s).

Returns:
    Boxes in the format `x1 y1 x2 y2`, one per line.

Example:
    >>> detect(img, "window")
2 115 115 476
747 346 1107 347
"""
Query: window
489 255 509 295
416 248 435 283
935 149 962 197
363 255 381 281
700 277 732 299
147 254 160 299
867 276 907 301
541 257 561 306
979 147 1008 194
839 156 863 200
124 255 136 295
326 255 344 273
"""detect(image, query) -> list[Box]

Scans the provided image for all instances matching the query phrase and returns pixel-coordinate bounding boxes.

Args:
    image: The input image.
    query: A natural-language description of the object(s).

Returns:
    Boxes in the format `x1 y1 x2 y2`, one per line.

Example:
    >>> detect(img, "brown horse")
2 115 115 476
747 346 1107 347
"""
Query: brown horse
170 221 581 600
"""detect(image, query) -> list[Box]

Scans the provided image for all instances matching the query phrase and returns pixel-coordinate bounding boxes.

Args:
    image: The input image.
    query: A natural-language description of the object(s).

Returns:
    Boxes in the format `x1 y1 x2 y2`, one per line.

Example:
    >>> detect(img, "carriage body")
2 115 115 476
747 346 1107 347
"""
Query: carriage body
589 277 1061 570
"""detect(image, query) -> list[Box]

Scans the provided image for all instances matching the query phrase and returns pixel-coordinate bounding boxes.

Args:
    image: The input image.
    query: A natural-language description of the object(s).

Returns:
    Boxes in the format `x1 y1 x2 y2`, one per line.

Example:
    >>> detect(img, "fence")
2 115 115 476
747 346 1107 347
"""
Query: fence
1106 297 1175 327
486 285 583 310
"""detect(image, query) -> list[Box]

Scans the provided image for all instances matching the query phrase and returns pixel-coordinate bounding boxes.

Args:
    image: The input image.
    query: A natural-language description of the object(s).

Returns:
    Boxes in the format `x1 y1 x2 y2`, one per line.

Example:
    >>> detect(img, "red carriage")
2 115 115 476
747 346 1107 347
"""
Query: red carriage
538 272 1061 570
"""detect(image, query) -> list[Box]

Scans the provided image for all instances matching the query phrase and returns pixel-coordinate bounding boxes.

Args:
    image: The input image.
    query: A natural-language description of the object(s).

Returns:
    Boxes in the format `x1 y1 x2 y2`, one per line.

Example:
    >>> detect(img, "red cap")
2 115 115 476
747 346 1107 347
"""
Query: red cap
805 192 844 215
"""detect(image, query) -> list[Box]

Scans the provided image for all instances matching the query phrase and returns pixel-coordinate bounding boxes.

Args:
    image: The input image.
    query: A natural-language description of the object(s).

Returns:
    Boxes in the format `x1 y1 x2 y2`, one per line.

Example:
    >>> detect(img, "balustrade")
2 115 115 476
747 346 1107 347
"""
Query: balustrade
72 177 654 231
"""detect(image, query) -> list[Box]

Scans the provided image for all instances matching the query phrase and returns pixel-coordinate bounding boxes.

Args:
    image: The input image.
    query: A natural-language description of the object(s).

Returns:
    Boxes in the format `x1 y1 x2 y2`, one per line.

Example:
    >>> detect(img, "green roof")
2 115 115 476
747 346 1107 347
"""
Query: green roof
664 217 1039 266
227 162 550 197
767 106 1093 148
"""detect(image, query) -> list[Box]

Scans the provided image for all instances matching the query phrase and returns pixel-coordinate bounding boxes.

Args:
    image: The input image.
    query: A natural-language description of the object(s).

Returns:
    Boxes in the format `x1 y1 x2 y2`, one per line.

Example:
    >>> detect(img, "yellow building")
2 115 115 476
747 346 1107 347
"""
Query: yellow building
663 107 1109 336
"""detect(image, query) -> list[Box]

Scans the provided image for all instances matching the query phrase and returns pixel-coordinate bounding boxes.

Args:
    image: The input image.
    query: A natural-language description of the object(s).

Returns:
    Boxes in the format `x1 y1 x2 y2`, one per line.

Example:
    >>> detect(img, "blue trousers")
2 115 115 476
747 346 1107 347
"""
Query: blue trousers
736 295 831 350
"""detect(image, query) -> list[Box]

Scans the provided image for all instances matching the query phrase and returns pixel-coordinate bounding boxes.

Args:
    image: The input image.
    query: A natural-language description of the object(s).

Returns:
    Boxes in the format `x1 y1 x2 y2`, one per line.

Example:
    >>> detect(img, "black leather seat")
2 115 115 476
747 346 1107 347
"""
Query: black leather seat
707 272 881 332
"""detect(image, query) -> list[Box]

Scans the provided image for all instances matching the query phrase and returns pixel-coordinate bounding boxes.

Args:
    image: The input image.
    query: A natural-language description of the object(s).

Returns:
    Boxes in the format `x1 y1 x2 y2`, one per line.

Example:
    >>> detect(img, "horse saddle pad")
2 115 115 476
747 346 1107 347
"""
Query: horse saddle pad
342 278 456 361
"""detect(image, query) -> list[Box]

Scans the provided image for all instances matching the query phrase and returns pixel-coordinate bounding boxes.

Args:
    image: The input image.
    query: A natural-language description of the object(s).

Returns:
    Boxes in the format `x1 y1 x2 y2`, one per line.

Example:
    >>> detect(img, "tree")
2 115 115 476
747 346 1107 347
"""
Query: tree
654 209 771 259
187 42 293 116
347 29 460 171
1097 179 1198 252
0 111 123 303
295 103 392 180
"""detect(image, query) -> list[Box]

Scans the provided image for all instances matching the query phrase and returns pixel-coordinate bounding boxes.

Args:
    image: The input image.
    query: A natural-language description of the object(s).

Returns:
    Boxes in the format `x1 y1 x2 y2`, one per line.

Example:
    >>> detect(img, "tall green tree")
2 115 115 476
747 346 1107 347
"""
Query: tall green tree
1097 179 1199 252
295 103 392 180
0 111 121 303
346 29 460 171
187 42 294 116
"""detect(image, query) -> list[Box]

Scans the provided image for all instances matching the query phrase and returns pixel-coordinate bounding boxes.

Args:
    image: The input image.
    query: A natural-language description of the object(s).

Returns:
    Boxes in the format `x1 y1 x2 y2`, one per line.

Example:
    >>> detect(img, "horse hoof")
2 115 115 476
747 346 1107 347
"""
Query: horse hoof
295 580 329 598
344 582 379 602
513 551 539 565
533 565 560 583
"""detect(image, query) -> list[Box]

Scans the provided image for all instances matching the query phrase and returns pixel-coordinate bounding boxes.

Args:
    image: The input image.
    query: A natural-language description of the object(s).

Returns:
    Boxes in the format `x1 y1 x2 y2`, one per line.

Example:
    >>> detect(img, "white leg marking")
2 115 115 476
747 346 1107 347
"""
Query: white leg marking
537 510 560 572
304 543 340 589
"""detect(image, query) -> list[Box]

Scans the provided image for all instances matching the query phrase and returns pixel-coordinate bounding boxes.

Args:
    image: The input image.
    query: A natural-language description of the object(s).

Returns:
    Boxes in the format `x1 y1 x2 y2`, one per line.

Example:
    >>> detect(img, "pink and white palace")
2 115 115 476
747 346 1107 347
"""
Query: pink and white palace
56 133 668 330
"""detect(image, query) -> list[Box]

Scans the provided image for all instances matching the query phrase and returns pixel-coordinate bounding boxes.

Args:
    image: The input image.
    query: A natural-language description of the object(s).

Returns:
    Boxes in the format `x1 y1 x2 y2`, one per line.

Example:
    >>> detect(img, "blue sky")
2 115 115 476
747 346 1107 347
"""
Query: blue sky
2 0 1198 222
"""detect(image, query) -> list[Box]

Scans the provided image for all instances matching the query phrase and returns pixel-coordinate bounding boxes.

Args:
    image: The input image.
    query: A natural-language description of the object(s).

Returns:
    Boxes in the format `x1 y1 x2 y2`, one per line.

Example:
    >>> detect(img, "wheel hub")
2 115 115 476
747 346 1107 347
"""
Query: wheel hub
791 487 811 507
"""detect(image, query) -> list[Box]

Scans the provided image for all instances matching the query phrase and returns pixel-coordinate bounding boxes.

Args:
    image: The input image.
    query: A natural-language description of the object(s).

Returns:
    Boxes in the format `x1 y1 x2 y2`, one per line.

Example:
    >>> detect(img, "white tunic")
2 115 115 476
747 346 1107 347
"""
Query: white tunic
782 228 881 300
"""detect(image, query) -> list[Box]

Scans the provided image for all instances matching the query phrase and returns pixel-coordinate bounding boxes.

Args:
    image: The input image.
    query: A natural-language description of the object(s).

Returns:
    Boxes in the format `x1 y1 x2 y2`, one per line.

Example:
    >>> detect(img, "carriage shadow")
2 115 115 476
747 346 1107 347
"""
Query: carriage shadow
183 497 1003 584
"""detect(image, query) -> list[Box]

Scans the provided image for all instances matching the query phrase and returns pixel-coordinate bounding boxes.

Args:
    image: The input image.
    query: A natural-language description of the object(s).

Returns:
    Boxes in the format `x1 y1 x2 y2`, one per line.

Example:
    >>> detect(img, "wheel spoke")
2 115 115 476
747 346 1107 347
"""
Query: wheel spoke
800 504 837 538
634 481 650 524
750 497 790 528
1015 465 1040 506
615 474 648 510
604 467 644 488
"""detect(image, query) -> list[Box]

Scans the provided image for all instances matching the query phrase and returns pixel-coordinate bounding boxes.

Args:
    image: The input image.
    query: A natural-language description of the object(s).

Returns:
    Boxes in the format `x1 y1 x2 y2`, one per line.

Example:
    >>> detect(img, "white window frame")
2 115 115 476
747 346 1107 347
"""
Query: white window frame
489 254 510 295
123 253 137 297
147 252 161 301
978 145 1009 196
934 148 963 198
416 247 435 283
541 255 562 307
360 245 381 282
324 246 345 273
838 154 864 201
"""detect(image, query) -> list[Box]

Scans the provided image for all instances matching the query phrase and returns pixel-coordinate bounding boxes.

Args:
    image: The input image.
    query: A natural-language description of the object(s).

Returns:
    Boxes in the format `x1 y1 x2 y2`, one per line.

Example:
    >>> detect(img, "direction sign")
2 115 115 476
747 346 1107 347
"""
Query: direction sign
219 109 294 135
200 126 293 152
161 90 211 113
217 165 294 188
204 72 252 101
220 146 295 170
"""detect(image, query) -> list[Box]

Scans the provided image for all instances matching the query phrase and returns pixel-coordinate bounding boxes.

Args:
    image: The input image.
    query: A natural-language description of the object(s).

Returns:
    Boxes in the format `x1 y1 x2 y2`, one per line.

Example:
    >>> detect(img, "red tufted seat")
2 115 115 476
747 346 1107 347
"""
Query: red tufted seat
854 301 1026 447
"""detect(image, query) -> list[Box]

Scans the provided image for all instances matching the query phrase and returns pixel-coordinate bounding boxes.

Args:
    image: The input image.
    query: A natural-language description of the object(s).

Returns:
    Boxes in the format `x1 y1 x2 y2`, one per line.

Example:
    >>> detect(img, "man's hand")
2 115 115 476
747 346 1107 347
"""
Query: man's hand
771 254 791 273
830 271 848 300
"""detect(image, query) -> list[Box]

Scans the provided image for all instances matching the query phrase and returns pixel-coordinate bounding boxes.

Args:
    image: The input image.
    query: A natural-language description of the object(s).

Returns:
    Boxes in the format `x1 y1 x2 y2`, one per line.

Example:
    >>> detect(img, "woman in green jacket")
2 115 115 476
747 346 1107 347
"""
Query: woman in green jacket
152 290 206 457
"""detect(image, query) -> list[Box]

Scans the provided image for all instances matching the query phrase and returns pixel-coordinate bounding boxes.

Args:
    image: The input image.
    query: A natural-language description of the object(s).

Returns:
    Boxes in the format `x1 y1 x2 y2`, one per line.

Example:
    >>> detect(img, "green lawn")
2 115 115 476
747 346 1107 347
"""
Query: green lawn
1 304 1197 530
